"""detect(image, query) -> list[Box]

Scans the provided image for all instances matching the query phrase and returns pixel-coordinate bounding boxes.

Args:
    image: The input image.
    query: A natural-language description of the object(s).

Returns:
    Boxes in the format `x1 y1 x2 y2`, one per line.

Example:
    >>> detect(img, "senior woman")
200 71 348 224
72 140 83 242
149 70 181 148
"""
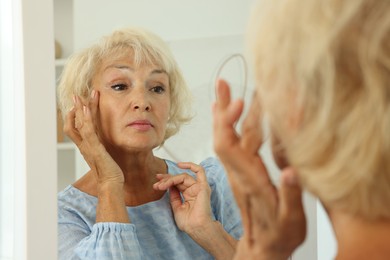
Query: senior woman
57 27 242 259
213 0 390 259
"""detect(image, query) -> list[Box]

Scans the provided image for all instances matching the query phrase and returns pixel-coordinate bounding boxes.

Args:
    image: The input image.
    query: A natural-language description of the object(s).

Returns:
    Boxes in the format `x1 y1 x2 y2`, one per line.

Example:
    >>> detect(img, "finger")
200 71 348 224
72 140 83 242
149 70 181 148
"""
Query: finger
278 168 306 254
153 174 173 189
153 173 196 191
212 98 244 156
63 106 82 145
177 162 207 183
80 105 99 143
88 90 101 138
169 186 183 211
155 173 170 180
215 79 231 108
279 167 304 219
213 79 244 128
240 92 264 154
75 96 102 150
212 80 244 151
214 79 245 130
88 90 99 118
73 95 86 131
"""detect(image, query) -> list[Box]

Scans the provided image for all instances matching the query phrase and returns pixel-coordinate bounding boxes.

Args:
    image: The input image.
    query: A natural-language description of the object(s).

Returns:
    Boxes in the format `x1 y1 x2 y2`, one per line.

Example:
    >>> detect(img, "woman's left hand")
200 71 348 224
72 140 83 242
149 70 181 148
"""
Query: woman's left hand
153 162 213 234
153 163 237 259
213 79 306 260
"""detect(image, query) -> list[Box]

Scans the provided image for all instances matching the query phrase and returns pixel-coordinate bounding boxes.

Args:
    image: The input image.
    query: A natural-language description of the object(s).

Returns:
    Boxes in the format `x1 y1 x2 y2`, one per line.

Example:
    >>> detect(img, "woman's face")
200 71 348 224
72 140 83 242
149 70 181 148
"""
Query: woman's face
91 52 171 152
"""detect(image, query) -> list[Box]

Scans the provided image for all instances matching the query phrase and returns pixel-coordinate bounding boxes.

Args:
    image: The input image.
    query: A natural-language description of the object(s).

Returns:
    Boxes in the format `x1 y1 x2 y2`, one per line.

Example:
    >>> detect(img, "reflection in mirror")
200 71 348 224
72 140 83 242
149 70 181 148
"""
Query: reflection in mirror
56 26 243 259
54 1 324 259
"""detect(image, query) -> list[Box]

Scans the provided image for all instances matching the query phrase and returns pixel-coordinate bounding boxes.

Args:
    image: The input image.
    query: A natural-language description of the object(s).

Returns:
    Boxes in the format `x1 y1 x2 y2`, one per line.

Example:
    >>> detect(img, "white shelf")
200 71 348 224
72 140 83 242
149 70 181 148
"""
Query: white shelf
55 0 74 191
55 58 67 67
57 142 75 150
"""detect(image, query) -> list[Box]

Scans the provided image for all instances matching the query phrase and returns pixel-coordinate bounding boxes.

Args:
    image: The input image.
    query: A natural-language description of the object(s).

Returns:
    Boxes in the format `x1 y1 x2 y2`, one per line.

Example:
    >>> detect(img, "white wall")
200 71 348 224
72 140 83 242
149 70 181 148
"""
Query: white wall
317 202 337 260
0 0 16 258
73 0 255 50
20 0 57 257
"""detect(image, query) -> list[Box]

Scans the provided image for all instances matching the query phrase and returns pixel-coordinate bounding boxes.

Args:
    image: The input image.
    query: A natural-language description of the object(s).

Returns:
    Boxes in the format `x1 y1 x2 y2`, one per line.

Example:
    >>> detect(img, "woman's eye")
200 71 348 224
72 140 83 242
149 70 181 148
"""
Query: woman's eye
151 86 165 94
111 84 127 91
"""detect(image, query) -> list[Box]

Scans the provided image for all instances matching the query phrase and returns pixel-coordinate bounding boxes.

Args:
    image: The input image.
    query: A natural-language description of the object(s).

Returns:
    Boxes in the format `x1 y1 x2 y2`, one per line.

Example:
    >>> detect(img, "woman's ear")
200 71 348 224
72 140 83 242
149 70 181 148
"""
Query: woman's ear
270 132 290 170
268 90 302 170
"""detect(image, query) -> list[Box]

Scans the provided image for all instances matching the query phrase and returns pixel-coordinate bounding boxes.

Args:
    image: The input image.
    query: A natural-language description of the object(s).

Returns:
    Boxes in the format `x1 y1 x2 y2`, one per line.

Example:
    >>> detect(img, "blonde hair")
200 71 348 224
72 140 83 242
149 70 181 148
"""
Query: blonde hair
57 27 193 141
248 0 390 219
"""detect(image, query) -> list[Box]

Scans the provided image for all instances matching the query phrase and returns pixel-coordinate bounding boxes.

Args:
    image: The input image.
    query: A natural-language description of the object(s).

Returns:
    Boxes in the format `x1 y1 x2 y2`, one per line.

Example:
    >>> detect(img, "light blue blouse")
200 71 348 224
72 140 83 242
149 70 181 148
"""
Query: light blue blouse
58 157 243 259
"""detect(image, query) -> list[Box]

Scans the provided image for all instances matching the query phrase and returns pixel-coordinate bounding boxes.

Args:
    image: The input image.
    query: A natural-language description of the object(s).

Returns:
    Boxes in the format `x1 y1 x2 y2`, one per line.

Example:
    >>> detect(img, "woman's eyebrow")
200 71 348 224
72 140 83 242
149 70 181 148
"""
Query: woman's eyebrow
151 69 167 75
104 65 134 71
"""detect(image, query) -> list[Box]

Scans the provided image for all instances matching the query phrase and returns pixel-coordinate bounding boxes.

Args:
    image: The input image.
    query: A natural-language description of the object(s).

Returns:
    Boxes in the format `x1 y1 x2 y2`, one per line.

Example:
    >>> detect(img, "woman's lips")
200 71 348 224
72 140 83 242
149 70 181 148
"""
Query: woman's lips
128 120 153 131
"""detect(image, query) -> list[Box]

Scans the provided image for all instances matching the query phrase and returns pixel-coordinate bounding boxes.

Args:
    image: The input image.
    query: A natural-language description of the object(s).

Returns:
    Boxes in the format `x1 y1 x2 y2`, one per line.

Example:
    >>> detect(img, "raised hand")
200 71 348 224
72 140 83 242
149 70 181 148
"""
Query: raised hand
212 79 306 260
153 162 212 233
63 90 124 186
153 162 237 259
63 90 128 223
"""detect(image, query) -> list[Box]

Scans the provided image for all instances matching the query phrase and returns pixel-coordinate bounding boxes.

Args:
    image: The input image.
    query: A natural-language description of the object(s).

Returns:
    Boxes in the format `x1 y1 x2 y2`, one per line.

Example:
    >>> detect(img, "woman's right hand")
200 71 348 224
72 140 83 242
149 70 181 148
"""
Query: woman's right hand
64 90 129 223
63 90 124 186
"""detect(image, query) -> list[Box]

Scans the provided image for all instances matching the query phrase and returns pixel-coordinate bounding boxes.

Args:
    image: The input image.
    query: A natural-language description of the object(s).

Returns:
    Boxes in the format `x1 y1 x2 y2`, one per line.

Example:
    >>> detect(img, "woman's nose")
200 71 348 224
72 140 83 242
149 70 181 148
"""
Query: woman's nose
133 103 150 111
132 88 151 111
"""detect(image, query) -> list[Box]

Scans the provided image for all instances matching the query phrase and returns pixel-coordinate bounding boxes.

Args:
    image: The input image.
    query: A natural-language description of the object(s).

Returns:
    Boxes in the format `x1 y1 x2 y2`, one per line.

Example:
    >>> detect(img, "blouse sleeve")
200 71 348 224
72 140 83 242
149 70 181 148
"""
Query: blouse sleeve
200 157 243 240
58 206 145 259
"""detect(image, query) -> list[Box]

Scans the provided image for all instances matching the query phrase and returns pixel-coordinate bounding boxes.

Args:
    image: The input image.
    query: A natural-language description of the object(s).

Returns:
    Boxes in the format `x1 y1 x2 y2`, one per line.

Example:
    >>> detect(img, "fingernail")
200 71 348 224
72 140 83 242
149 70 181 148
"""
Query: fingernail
83 106 87 115
91 90 96 98
285 171 298 185
72 95 76 104
287 174 298 185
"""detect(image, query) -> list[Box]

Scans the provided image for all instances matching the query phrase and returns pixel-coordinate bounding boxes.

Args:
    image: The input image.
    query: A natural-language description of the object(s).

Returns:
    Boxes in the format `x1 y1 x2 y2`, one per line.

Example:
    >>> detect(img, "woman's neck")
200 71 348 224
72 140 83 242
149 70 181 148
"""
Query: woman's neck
114 151 165 183
74 150 168 206
329 209 390 260
113 150 168 206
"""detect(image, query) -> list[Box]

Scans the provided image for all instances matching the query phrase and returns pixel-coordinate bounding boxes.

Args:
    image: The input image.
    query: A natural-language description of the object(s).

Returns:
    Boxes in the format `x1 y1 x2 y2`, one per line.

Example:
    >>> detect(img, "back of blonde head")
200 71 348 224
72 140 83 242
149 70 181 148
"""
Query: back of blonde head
248 0 390 219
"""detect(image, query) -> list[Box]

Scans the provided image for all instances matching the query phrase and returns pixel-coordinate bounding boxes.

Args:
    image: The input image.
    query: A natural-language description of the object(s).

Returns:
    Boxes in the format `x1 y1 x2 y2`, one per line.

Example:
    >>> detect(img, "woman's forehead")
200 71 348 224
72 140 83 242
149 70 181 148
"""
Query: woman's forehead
99 50 165 72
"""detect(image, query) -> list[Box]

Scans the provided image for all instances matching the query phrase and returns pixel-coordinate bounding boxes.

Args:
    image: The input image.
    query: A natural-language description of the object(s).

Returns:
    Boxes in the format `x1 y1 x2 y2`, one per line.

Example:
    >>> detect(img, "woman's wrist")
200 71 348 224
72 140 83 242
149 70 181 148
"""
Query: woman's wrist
96 182 129 223
97 181 123 193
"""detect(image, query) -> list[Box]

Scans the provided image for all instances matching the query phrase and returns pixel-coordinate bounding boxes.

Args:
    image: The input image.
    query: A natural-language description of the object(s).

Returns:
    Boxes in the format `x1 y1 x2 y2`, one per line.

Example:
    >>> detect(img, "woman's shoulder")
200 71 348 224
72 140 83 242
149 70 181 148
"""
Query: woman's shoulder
58 184 97 210
165 156 223 171
165 156 226 184
199 157 224 172
199 157 228 188
58 185 97 228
